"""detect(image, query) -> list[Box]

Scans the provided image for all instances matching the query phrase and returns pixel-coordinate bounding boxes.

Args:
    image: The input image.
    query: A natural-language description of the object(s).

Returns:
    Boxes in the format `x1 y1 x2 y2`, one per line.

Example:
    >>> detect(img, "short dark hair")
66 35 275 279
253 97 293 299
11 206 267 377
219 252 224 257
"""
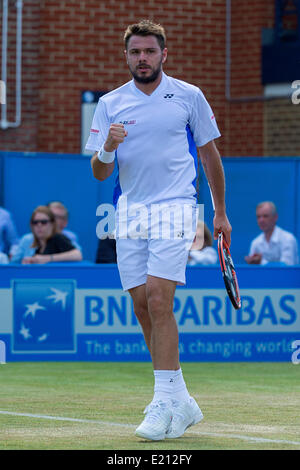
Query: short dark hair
124 19 166 50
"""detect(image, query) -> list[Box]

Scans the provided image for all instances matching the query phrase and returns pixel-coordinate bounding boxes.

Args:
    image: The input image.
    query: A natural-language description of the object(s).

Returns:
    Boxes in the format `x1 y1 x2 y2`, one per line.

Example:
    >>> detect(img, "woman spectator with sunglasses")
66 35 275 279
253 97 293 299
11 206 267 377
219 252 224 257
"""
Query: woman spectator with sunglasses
12 206 82 264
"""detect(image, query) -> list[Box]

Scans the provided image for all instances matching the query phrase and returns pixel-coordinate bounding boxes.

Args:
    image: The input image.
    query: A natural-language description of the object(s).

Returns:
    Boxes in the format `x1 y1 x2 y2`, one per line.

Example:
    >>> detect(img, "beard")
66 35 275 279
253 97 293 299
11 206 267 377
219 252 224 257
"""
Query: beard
129 62 163 84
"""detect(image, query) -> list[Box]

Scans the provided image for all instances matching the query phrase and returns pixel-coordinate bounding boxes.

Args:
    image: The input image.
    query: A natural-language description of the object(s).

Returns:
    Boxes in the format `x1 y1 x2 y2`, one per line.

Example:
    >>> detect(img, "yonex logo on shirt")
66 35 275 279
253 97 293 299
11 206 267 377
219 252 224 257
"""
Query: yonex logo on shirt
85 73 221 208
119 120 136 125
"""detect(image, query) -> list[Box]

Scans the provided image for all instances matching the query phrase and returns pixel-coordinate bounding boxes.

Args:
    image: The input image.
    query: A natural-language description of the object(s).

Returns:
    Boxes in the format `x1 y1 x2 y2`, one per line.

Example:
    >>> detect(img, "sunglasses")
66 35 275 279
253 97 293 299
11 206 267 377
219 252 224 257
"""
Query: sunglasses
32 219 52 226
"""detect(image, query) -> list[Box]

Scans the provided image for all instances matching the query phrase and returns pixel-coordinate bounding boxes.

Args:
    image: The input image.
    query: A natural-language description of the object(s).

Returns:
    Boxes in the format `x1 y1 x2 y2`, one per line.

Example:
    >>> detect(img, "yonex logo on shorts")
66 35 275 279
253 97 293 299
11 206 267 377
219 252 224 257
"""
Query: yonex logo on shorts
96 197 204 250
164 94 174 99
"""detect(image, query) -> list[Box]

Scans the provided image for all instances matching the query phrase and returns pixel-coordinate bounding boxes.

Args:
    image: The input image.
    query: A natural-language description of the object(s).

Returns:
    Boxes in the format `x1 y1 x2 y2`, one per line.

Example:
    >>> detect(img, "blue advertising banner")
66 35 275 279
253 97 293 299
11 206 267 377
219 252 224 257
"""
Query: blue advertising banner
0 264 299 362
12 279 76 354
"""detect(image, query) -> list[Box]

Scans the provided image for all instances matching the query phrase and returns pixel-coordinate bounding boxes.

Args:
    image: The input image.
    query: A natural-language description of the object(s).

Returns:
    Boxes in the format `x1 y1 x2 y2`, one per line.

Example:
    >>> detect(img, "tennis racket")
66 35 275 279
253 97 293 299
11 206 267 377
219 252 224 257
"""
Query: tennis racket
218 231 241 309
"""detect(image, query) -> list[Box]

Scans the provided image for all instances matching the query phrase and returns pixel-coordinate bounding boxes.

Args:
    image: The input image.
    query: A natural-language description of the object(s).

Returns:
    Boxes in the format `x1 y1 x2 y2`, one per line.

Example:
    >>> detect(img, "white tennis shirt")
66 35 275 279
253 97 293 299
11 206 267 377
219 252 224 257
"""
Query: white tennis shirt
85 72 221 208
249 225 299 265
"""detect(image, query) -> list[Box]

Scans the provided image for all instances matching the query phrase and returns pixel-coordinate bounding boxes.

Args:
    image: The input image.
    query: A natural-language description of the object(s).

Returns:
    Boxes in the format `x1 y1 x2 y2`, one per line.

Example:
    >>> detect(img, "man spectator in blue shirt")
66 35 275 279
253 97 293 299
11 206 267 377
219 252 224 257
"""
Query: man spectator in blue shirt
245 201 299 266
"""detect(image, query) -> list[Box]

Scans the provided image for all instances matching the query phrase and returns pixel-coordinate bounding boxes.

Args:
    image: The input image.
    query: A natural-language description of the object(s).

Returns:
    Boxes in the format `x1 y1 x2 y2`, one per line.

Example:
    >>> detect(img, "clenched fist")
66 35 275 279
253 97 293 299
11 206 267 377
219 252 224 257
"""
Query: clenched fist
104 124 128 152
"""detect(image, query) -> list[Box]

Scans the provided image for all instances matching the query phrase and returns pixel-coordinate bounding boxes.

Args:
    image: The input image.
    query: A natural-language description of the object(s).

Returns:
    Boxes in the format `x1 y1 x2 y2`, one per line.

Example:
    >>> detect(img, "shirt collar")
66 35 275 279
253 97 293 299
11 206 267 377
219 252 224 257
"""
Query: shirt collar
268 225 280 243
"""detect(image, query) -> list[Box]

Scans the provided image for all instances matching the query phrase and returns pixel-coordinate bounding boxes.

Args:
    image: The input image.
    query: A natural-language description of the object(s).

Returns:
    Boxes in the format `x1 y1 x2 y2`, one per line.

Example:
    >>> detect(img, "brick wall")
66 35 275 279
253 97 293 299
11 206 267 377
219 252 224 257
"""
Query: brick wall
37 0 228 154
264 98 300 156
0 0 298 157
224 0 274 157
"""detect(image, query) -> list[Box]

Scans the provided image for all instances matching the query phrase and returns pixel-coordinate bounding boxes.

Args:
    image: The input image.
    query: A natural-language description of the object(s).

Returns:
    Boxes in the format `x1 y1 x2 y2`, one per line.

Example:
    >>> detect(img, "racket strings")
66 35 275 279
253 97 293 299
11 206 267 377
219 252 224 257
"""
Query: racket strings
223 247 240 307
218 232 241 310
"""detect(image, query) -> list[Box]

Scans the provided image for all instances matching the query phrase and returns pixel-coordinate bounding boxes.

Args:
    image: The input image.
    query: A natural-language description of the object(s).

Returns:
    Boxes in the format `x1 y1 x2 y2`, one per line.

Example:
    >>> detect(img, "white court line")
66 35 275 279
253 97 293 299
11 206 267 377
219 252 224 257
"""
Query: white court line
0 410 134 429
1 410 300 447
193 430 300 447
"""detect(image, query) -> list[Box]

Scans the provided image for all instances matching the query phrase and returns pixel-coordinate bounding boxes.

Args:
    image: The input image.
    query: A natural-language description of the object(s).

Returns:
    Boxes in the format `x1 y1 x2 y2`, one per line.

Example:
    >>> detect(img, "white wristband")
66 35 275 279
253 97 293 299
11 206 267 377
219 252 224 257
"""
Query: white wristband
97 144 115 164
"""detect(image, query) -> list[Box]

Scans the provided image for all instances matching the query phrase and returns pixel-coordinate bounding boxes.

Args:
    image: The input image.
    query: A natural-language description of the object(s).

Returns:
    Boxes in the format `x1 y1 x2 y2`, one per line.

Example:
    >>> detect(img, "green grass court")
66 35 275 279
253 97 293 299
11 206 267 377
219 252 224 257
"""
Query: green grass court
0 362 299 450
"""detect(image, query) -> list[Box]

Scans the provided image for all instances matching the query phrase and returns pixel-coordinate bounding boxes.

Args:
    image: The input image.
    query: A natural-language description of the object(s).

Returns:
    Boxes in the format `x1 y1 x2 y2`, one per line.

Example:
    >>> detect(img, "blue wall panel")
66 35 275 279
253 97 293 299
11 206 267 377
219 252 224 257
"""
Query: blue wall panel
2 152 99 261
0 152 299 264
199 158 299 264
296 159 300 247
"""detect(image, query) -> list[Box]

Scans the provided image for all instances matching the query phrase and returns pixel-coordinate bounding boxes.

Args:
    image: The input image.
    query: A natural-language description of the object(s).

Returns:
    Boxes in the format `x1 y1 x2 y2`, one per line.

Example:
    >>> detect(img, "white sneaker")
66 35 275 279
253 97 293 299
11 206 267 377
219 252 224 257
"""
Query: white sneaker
135 400 173 441
166 397 203 438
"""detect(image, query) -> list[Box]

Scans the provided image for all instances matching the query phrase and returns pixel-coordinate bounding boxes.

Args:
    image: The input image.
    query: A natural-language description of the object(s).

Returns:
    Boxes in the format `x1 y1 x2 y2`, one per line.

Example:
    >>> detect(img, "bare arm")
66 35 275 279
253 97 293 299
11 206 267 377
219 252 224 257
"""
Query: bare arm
197 140 232 245
24 249 83 264
90 153 115 182
49 249 82 262
91 123 127 181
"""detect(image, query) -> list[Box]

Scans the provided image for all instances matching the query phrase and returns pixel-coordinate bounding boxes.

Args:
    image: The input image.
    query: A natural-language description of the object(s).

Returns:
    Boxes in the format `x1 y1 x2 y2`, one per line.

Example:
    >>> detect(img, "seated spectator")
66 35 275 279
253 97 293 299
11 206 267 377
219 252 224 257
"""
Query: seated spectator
188 221 218 265
17 206 82 264
245 201 299 266
47 201 81 249
0 206 19 258
11 201 82 263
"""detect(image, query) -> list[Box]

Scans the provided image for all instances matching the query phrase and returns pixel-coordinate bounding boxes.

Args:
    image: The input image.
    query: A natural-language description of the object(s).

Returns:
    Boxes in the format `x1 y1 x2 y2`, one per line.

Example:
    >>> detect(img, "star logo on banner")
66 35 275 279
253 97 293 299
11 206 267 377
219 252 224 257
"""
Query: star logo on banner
37 333 48 342
19 323 32 340
46 288 69 310
14 280 74 352
24 302 46 319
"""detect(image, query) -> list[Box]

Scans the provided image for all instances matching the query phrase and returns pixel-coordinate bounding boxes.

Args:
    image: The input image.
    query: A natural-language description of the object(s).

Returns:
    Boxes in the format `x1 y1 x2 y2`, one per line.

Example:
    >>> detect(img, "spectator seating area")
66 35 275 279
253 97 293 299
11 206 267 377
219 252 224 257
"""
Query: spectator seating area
0 151 299 264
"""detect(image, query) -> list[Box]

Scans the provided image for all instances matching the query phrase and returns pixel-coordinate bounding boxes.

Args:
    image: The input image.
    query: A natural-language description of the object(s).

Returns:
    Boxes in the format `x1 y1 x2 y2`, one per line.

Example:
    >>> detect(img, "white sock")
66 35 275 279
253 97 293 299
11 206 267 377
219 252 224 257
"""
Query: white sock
172 368 191 402
153 370 175 402
152 369 191 403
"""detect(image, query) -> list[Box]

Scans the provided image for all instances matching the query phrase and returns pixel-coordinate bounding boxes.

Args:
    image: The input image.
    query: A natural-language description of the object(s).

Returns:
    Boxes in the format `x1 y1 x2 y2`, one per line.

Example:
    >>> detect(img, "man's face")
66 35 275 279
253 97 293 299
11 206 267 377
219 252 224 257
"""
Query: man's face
256 204 277 233
50 207 68 232
125 35 167 84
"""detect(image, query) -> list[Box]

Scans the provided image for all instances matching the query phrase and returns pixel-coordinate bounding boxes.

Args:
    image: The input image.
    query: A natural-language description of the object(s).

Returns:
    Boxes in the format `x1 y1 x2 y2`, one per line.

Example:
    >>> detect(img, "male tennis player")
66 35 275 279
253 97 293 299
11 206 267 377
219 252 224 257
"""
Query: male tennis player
86 20 232 441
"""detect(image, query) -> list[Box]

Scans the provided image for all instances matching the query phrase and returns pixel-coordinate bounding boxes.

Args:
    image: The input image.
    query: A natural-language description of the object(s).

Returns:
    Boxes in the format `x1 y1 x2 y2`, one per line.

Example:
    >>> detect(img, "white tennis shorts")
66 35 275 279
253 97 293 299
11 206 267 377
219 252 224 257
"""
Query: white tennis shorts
115 201 198 291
